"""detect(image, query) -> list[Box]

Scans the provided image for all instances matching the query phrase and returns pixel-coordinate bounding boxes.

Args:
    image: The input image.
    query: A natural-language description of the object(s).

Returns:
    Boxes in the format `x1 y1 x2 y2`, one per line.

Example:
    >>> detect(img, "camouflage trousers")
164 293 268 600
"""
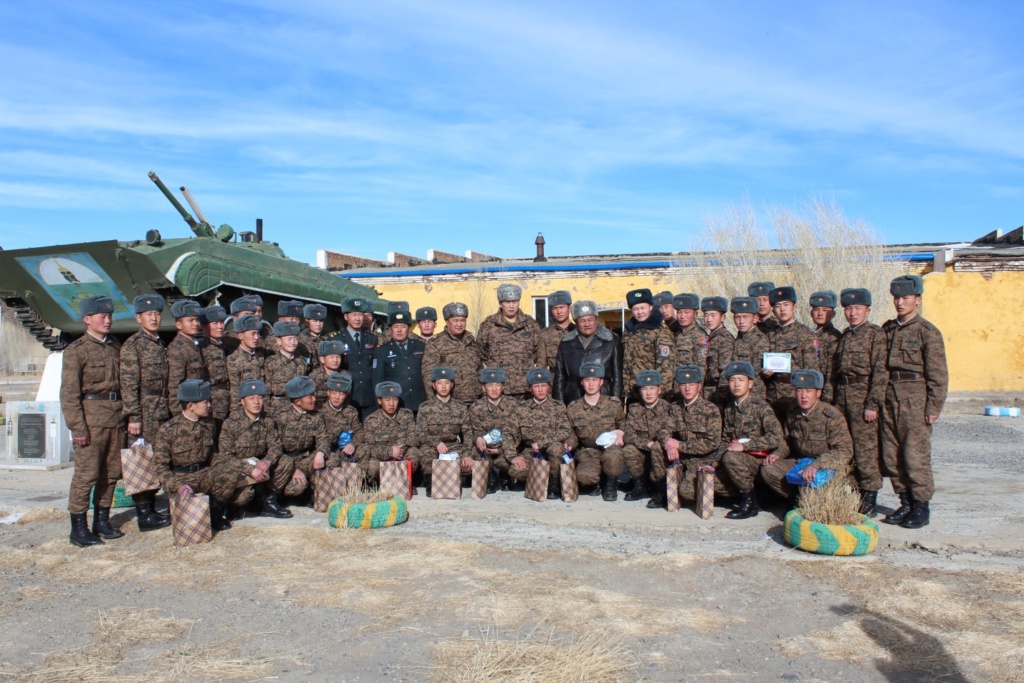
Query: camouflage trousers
835 384 883 491
675 456 738 501
230 457 296 505
758 457 802 499
407 443 466 474
575 446 624 487
68 426 124 514
880 381 934 501
720 451 774 493
507 443 565 482
174 460 250 504
619 444 650 479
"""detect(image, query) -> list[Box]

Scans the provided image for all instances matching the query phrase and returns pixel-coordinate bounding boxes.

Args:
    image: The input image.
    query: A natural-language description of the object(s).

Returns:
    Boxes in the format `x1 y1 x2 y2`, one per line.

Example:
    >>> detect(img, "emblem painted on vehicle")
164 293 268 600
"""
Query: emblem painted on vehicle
16 253 132 320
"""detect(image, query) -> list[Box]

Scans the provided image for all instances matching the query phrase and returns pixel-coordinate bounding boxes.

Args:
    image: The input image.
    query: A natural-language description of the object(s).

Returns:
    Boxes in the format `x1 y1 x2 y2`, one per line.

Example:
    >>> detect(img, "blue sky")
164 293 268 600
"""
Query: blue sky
0 1 1021 265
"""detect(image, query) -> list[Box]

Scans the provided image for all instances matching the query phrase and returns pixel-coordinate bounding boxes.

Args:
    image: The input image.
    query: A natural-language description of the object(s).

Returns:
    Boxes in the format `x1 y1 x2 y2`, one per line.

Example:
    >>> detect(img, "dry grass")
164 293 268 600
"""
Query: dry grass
334 487 395 505
795 468 862 526
17 507 67 524
0 318 49 375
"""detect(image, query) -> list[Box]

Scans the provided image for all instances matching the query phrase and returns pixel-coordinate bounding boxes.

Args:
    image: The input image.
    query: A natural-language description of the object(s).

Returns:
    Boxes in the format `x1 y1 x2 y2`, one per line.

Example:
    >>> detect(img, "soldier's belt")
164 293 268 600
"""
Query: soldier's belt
210 382 228 390
172 464 205 474
839 374 870 386
140 387 165 397
83 392 121 401
890 371 923 382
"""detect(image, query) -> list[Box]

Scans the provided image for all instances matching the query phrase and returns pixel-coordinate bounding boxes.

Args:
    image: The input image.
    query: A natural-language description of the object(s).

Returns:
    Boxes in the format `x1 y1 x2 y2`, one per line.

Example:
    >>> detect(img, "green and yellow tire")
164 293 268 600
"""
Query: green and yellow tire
784 509 879 556
88 485 135 509
327 497 408 529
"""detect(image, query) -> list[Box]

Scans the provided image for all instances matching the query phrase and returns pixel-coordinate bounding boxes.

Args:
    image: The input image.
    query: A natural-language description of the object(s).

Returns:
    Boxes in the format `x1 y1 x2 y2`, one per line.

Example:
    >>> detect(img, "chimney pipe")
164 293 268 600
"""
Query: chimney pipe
534 233 547 262
256 218 263 243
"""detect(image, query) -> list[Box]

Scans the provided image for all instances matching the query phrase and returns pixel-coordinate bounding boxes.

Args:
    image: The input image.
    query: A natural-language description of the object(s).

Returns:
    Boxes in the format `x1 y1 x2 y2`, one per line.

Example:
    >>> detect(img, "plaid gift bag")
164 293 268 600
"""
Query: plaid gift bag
470 459 489 500
524 456 548 502
120 439 160 495
313 466 355 512
379 459 414 500
666 464 681 512
431 459 462 500
697 470 715 519
169 492 212 548
559 462 579 502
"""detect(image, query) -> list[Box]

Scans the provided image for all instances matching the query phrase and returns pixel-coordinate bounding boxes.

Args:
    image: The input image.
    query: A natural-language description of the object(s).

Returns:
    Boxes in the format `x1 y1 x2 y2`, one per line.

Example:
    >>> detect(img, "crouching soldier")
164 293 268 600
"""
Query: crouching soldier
321 371 362 467
462 368 521 493
657 365 727 508
514 368 576 499
153 380 259 531
719 361 785 519
356 382 418 484
410 367 469 496
566 363 626 501
276 376 331 500
217 379 294 518
621 370 674 503
759 370 853 502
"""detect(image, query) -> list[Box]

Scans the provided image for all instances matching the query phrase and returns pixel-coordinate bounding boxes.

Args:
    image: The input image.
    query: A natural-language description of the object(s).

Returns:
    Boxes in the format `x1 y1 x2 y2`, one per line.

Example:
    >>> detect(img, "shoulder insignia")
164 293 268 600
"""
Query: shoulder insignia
69 337 86 349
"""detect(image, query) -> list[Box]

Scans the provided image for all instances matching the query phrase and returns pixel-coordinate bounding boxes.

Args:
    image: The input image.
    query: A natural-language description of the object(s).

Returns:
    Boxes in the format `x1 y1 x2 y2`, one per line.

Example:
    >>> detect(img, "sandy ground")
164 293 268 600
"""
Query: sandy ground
0 396 1022 682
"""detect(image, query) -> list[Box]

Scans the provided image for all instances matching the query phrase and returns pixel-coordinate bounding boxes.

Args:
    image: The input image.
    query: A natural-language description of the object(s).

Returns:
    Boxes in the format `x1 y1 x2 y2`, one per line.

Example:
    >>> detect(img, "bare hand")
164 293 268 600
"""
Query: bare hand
763 369 775 377
250 467 269 482
727 440 744 453
461 457 475 470
437 442 448 455
127 422 142 436
698 465 715 474
74 436 90 447
763 454 779 466
178 485 194 497
255 459 271 474
475 437 487 452
390 444 405 460
665 447 680 462
926 414 939 425
612 430 625 447
342 443 356 456
292 470 307 487
512 456 527 470
313 452 325 470
802 465 818 483
664 438 680 452
864 409 878 423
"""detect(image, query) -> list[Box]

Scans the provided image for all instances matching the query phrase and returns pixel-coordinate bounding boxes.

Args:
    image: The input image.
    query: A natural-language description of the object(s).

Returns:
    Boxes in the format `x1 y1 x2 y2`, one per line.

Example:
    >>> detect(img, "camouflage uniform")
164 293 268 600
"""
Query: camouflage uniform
217 412 294 504
264 352 309 416
61 334 124 513
297 329 323 369
834 322 888 491
660 396 728 500
462 396 521 473
476 312 545 397
408 396 468 474
276 406 331 493
766 322 818 414
355 408 418 479
421 329 482 404
718 327 769 404
719 397 785 492
166 332 209 416
621 399 674 480
760 400 854 499
513 397 576 481
622 316 676 399
539 322 575 371
566 395 626 487
675 322 708 371
701 326 735 400
152 414 247 502
880 315 948 502
226 347 268 412
811 322 842 403
200 338 230 422
320 400 362 462
120 330 170 443
757 312 780 335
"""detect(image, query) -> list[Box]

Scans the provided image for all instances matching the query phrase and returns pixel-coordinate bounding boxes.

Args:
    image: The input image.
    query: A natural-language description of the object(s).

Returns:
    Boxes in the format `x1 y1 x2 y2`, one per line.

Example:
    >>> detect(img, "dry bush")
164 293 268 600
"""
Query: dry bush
795 465 862 526
0 315 50 376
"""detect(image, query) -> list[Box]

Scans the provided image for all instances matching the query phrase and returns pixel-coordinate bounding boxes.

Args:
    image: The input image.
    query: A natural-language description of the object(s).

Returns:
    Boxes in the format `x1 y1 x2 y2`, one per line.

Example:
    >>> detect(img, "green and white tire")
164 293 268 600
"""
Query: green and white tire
328 497 408 529
784 509 878 556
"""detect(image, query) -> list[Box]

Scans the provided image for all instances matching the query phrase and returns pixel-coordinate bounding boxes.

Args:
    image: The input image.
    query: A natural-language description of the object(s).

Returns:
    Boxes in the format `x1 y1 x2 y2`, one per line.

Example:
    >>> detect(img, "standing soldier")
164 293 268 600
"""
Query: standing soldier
337 297 378 418
299 303 328 370
276 376 331 500
119 293 173 533
749 282 779 333
879 275 948 529
477 284 545 398
622 289 676 402
720 297 769 404
673 293 706 374
356 382 419 484
199 305 231 425
700 296 734 401
166 300 208 416
223 296 259 355
226 314 268 411
621 370 674 503
320 372 362 462
764 286 818 420
410 367 469 495
462 368 521 493
373 310 427 413
654 292 679 334
809 290 842 402
264 320 309 416
566 363 626 501
310 340 345 407
538 290 575 371
554 300 622 404
834 288 888 516
422 302 482 405
515 368 576 499
379 302 410 343
414 307 438 343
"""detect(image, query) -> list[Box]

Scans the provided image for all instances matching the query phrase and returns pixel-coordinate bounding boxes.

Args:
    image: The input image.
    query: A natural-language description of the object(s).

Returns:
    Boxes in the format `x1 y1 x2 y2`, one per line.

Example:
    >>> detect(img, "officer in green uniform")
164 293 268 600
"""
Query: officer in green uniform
373 310 428 413
337 297 378 418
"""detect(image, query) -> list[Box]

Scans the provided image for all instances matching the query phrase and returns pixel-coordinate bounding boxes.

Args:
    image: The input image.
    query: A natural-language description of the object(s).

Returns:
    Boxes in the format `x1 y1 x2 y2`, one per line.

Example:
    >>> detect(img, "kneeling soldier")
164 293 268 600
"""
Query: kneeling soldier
411 367 469 496
277 376 331 499
515 368 576 499
356 382 419 483
462 368 521 493
621 370 674 502
566 363 626 501
321 371 362 466
719 361 785 519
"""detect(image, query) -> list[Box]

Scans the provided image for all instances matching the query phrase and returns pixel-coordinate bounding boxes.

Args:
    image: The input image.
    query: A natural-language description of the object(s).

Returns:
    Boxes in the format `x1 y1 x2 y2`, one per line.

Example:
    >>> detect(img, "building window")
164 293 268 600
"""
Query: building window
533 297 548 328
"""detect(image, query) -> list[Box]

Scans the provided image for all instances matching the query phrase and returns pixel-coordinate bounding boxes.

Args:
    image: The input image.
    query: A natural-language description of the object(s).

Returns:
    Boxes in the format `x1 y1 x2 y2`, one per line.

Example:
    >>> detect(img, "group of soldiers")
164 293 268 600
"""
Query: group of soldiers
61 274 947 548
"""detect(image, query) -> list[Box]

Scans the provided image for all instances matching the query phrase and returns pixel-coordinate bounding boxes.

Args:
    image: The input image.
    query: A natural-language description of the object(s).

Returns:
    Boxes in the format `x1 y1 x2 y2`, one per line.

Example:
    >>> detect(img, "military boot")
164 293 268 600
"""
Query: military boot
487 465 501 494
423 473 432 498
547 476 560 500
70 512 103 547
209 499 232 532
646 479 667 509
261 489 293 518
623 477 647 502
859 490 878 518
135 496 172 532
901 500 930 529
92 507 123 540
882 492 913 525
602 476 618 502
725 489 759 519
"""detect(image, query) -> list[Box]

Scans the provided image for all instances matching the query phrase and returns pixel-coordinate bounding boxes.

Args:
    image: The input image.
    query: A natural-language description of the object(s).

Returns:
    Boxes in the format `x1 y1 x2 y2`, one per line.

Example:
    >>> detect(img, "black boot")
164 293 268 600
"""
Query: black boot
725 489 759 519
586 480 602 496
210 499 232 532
70 512 103 547
646 479 667 509
602 476 618 502
92 507 123 540
901 500 930 529
487 466 501 494
547 476 560 500
882 492 913 525
261 490 293 518
135 495 171 532
859 490 878 518
424 473 432 497
623 476 647 502
461 474 472 489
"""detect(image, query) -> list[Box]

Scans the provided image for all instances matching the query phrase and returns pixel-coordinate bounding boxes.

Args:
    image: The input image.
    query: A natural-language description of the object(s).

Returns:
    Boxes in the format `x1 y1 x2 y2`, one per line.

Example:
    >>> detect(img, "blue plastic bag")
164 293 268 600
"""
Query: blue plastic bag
785 457 835 488
337 431 353 449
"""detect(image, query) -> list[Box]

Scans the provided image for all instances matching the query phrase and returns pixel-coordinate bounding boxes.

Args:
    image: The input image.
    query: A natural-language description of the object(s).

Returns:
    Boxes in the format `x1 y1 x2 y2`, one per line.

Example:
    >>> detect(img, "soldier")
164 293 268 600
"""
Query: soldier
880 275 948 529
809 290 842 402
748 281 779 333
414 306 438 343
62 296 127 547
356 382 419 483
276 376 331 499
421 302 482 405
566 363 626 501
199 305 231 424
215 379 294 518
320 372 362 465
223 296 259 355
719 361 785 520
622 289 675 401
538 290 575 371
336 297 378 418
462 368 521 493
153 380 258 531
119 293 173 533
621 370 674 503
409 367 469 495
673 293 706 374
373 310 427 413
225 314 268 411
477 284 545 398
264 320 309 416
554 300 622 404
700 296 734 401
719 297 768 404
310 340 345 408
166 300 209 416
658 365 728 508
299 303 328 369
759 370 854 501
654 291 679 334
514 368 576 499
834 288 888 516
378 301 411 343
764 286 818 420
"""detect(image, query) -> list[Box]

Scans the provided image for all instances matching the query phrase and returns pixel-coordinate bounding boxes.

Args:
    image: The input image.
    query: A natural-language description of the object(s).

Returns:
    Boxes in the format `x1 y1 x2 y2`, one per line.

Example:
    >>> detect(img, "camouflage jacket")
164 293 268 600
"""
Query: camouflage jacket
320 400 362 454
462 396 520 459
662 396 722 459
415 396 467 451
60 333 124 437
308 365 331 409
218 412 284 466
476 311 545 395
226 347 268 411
624 399 674 450
882 314 949 416
357 408 417 461
297 329 322 368
757 312 780 335
702 325 735 388
119 330 170 441
834 322 888 412
719 327 769 402
421 329 482 404
153 414 228 493
675 322 708 374
200 337 230 421
517 397 575 453
719 396 784 460
264 351 309 415
779 399 853 471
566 395 625 448
539 322 575 371
275 406 330 458
811 322 842 403
767 321 818 403
167 332 209 416
622 312 676 398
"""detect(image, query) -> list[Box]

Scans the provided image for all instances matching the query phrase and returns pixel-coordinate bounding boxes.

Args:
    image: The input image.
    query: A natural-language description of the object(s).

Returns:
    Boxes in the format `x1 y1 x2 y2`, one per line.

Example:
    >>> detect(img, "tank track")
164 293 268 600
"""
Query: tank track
4 299 66 351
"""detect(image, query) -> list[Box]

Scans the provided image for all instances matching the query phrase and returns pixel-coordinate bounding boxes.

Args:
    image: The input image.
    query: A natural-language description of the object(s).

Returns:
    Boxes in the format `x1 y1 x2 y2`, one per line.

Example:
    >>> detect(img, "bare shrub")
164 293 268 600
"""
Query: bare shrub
0 313 50 376
795 463 862 526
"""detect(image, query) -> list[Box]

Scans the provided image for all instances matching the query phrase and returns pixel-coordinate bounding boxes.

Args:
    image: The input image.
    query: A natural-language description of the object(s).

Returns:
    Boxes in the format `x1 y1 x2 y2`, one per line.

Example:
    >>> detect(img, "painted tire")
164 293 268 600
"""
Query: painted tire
328 497 408 529
88 485 135 509
784 509 878 556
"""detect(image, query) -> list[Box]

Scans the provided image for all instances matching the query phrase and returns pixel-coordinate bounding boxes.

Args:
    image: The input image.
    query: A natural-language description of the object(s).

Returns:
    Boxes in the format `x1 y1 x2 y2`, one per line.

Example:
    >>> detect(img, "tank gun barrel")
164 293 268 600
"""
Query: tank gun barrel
180 185 211 225
148 171 214 238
